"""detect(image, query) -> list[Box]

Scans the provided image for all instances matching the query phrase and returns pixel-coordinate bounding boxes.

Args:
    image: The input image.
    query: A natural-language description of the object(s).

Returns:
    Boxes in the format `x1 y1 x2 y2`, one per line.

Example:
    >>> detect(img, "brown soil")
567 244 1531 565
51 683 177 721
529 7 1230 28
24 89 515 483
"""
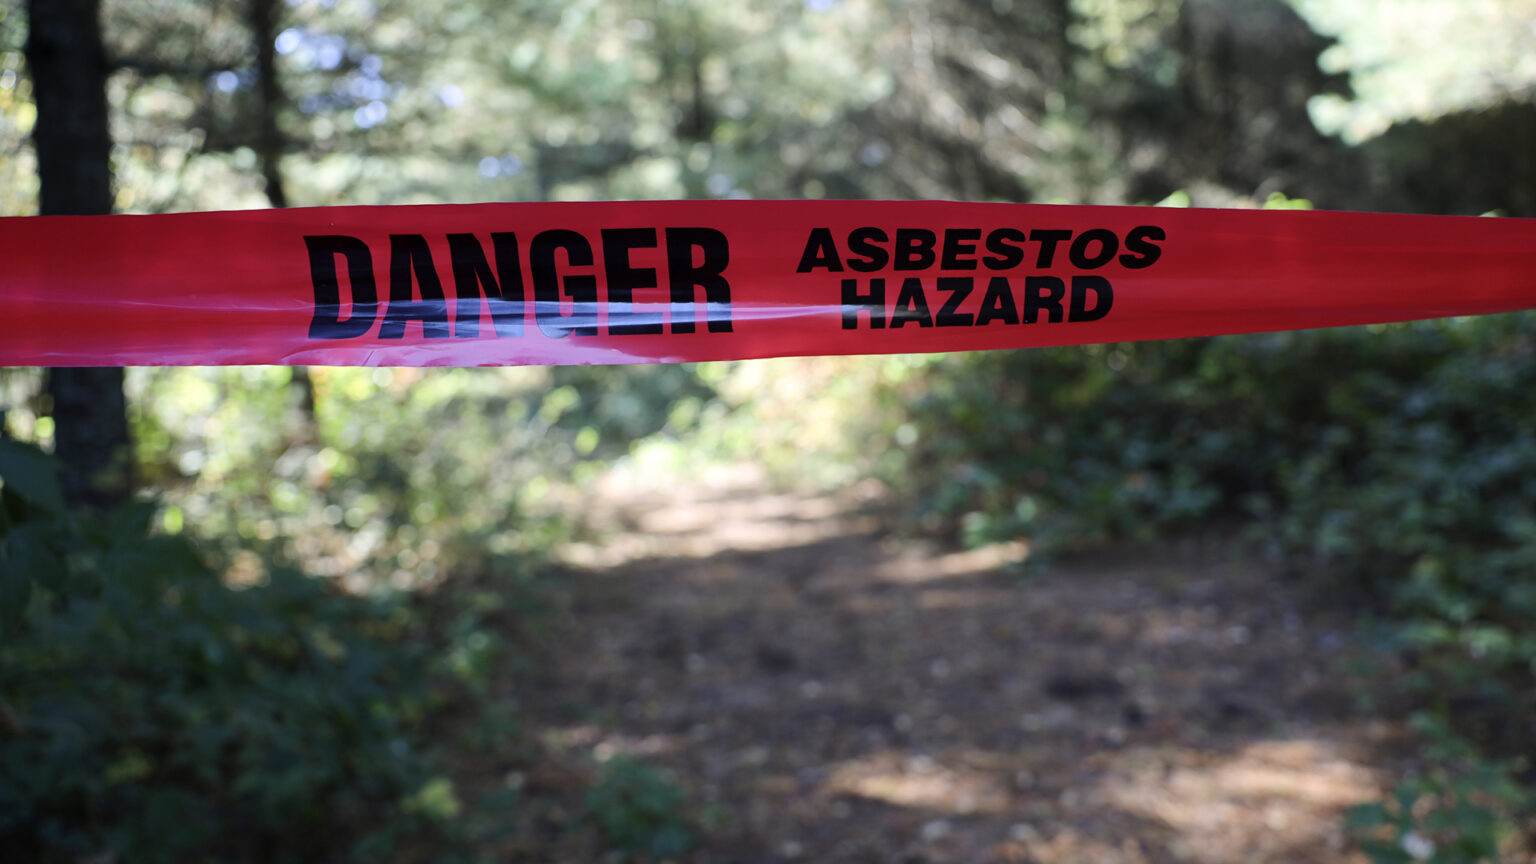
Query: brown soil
504 465 1409 863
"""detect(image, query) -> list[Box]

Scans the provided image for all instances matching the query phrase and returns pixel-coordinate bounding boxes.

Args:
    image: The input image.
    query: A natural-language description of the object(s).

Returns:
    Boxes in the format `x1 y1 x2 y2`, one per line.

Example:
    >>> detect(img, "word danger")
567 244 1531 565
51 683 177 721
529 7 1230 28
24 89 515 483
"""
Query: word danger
304 228 732 340
797 225 1165 330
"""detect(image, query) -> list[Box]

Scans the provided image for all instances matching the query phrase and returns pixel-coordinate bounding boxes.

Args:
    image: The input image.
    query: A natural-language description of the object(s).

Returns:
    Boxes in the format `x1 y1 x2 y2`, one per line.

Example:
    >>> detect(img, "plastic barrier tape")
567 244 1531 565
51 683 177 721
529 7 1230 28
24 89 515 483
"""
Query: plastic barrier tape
2 201 1533 366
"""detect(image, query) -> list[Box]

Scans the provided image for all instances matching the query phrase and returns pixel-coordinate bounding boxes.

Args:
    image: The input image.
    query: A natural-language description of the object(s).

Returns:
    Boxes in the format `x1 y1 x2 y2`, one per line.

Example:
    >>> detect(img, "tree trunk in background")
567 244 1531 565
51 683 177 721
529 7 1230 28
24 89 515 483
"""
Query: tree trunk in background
248 0 319 435
1049 0 1076 80
250 0 289 209
27 0 133 508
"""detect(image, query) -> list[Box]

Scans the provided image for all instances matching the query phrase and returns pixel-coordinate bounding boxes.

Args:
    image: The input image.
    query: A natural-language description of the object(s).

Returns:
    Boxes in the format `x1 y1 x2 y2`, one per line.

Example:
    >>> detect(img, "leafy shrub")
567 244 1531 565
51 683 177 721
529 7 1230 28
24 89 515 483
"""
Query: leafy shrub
0 440 458 863
583 755 697 862
126 364 719 590
1347 713 1528 864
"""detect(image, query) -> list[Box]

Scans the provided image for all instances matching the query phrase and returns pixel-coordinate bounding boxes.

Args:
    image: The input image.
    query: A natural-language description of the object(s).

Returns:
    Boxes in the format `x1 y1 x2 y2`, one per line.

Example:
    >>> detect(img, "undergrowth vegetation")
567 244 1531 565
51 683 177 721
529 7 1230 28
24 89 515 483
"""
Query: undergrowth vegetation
1 363 713 863
871 312 1536 856
123 364 717 590
0 439 465 863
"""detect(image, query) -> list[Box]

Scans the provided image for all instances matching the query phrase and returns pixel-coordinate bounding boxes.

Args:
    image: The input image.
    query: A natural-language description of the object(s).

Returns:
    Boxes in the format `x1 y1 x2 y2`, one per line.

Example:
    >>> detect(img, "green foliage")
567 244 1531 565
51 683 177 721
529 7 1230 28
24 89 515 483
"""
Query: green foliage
0 436 117 634
0 0 1367 216
0 436 64 512
1347 713 1528 864
0 440 462 863
583 755 698 862
1291 0 1536 143
127 364 719 589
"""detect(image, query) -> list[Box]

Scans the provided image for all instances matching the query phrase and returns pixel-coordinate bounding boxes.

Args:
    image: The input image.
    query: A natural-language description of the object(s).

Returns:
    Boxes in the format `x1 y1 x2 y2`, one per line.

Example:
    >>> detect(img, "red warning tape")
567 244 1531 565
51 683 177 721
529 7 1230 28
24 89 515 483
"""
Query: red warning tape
1 200 1532 366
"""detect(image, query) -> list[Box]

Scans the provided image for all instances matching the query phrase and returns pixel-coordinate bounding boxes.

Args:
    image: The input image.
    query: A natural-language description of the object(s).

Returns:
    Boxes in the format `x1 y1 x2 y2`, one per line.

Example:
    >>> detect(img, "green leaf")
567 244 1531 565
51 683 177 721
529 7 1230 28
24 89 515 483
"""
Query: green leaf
8 521 69 595
1357 838 1413 864
0 520 67 632
106 501 157 547
647 822 696 859
0 439 65 513
0 546 33 635
1346 802 1392 830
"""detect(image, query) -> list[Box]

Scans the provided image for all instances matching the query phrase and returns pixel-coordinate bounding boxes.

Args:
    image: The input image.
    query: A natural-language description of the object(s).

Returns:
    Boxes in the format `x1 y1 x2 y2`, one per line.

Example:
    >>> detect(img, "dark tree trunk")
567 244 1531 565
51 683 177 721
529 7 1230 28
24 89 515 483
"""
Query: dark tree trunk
250 0 289 209
1049 0 1076 81
248 0 319 434
27 0 133 508
28 0 112 217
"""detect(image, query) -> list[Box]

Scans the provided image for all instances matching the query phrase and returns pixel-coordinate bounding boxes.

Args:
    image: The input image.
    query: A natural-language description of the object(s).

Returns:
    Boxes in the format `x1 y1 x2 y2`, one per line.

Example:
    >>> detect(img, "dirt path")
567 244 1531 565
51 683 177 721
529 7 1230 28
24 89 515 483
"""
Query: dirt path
517 465 1401 863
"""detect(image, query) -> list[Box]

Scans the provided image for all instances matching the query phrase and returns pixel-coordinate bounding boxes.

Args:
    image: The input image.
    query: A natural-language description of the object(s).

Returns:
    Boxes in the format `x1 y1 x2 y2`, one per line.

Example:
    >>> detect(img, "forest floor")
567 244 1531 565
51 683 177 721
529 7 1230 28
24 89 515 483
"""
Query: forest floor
495 464 1411 863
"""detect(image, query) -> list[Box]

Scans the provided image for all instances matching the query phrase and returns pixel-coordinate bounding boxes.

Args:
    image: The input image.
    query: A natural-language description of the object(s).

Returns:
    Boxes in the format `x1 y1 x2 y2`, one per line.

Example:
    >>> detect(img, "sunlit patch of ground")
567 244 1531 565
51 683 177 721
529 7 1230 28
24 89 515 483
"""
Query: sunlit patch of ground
826 750 1016 815
555 462 884 566
513 464 1409 863
1093 739 1382 863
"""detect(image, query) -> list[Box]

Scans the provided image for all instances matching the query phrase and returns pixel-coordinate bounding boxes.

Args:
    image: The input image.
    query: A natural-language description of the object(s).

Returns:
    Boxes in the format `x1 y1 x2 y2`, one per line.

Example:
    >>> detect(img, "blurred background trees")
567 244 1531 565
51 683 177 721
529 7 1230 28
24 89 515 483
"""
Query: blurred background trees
4 0 1531 212
1 0 1533 860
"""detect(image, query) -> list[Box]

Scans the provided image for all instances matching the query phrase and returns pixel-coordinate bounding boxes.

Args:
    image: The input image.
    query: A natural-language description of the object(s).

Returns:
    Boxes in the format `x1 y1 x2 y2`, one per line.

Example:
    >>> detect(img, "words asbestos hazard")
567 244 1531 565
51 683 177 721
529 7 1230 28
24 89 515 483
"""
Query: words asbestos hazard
300 221 1166 341
796 225 1165 329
